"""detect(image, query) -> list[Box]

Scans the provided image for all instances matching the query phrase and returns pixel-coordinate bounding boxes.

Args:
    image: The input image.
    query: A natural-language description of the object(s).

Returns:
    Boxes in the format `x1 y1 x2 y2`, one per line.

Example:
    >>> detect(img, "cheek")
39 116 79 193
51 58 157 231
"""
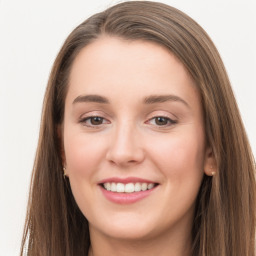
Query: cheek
147 129 205 218
148 128 205 179
63 131 107 217
64 131 107 178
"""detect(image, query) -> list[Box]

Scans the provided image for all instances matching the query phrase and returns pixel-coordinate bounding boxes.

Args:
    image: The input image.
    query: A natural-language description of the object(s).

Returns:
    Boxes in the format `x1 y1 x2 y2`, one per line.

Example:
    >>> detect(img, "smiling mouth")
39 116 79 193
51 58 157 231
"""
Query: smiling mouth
100 182 159 193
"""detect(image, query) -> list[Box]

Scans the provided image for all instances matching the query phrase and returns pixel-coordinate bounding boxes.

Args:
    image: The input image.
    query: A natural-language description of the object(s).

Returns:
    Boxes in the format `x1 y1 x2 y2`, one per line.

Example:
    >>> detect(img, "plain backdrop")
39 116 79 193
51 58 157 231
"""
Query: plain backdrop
0 0 255 255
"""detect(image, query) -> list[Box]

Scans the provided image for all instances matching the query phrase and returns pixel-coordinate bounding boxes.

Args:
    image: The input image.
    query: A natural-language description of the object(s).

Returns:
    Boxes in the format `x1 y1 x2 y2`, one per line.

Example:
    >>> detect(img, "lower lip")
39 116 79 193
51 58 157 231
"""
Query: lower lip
99 186 157 204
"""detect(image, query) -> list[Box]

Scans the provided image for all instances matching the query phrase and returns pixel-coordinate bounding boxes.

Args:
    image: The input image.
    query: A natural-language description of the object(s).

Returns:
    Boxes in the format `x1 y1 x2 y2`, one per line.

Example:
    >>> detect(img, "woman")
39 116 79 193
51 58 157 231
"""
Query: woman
20 1 256 255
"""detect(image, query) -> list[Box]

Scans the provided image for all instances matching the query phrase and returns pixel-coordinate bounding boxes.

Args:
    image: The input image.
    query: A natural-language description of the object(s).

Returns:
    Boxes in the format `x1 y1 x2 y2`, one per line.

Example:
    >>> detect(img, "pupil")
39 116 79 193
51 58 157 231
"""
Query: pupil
91 117 103 125
156 117 167 125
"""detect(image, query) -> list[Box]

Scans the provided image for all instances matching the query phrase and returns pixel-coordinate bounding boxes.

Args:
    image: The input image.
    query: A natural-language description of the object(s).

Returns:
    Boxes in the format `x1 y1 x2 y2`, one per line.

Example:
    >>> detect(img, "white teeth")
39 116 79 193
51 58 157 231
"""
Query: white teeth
116 183 125 192
125 183 135 193
111 183 117 192
147 183 154 190
141 183 148 191
103 182 156 193
134 182 141 192
104 182 111 191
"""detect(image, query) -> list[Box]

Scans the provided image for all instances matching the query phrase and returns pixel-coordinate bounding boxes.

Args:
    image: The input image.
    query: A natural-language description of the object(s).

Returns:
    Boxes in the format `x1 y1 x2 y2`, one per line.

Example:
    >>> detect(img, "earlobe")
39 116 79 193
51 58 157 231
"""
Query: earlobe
206 165 216 176
63 166 69 178
204 147 217 176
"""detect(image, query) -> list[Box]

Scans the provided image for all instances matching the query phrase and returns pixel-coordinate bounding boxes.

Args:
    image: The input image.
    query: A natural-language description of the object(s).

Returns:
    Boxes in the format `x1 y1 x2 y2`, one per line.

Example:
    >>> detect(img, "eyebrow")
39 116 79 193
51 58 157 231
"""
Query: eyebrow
72 94 189 108
144 95 189 107
73 94 109 104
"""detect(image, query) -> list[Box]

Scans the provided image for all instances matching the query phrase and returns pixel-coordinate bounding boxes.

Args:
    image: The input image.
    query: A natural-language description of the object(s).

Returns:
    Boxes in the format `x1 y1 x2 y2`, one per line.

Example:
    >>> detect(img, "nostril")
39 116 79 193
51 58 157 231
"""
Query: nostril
106 148 145 167
128 160 137 163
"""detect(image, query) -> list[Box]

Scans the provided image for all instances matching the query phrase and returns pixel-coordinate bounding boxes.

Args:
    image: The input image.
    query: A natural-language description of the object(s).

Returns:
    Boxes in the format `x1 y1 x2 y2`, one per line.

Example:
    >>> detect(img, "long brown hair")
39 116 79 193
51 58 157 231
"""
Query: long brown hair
20 1 256 255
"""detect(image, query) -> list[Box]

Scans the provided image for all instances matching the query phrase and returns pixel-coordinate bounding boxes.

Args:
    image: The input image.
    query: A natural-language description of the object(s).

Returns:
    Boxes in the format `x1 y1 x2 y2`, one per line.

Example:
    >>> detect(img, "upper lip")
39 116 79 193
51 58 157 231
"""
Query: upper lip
98 177 159 184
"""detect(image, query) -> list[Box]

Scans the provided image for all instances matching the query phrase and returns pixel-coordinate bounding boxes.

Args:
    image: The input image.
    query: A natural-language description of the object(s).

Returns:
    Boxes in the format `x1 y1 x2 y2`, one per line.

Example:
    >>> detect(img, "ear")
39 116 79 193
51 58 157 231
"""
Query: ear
203 146 217 176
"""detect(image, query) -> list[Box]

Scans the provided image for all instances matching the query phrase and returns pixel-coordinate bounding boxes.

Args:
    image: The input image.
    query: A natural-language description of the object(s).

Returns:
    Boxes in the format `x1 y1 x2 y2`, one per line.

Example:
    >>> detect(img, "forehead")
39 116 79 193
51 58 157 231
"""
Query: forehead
67 36 200 108
70 36 190 83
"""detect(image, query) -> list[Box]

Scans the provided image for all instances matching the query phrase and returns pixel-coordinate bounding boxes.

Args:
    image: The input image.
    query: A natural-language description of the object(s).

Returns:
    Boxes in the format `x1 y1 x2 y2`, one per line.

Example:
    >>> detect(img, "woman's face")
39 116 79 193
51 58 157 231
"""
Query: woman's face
62 37 211 241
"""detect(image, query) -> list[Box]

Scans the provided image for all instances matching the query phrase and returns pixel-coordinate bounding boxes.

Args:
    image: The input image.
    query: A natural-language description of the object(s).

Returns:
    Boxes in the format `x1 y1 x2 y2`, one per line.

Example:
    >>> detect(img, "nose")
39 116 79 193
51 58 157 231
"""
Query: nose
106 123 145 167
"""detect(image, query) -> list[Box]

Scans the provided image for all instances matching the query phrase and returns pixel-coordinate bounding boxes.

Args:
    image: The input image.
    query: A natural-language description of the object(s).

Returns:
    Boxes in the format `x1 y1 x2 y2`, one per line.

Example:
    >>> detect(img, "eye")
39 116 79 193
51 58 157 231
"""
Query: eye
80 116 109 127
147 116 177 127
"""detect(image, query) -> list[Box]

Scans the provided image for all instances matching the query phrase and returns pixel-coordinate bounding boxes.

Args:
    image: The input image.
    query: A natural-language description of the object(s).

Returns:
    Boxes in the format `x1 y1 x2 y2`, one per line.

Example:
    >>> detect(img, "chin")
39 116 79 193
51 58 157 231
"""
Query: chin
89 212 159 241
101 225 155 241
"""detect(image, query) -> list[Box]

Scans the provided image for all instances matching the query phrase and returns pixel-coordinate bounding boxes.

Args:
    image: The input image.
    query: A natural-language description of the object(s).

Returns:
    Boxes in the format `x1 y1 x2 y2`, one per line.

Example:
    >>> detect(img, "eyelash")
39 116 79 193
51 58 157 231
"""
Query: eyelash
79 115 177 128
79 116 109 128
146 116 177 127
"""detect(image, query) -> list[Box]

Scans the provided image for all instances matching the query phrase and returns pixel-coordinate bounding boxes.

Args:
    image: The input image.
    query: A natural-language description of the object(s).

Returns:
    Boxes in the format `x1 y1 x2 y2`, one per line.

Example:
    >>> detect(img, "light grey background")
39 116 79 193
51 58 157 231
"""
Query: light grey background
0 0 255 255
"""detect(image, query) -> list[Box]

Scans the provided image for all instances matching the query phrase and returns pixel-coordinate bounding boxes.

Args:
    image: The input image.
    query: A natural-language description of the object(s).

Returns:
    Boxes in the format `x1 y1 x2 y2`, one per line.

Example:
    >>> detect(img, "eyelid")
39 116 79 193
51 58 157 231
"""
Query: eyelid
145 112 178 128
146 111 177 121
146 116 176 125
78 111 111 128
78 110 109 120
79 116 110 129
78 111 177 128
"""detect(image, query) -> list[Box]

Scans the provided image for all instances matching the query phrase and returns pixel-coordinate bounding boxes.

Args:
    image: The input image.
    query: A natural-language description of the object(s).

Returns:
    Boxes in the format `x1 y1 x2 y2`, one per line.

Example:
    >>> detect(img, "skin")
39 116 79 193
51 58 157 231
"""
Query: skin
62 36 214 256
